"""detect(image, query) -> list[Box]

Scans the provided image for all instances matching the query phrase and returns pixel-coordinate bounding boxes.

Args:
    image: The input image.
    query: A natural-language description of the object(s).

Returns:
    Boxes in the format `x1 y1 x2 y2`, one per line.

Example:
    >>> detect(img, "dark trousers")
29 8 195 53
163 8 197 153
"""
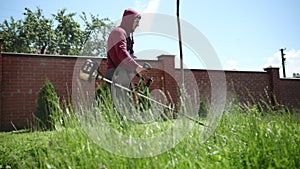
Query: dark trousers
105 67 132 112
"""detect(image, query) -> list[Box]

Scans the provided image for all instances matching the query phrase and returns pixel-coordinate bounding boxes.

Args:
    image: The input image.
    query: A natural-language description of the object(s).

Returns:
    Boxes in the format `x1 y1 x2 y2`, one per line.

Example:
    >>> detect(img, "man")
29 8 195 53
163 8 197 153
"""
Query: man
105 8 146 107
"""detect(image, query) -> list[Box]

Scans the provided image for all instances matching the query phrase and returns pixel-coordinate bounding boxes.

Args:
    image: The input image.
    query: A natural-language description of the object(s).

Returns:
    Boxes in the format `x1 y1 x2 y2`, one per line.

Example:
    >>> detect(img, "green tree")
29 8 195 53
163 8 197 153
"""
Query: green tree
0 7 113 55
79 13 114 56
0 17 29 53
22 7 55 54
52 8 84 55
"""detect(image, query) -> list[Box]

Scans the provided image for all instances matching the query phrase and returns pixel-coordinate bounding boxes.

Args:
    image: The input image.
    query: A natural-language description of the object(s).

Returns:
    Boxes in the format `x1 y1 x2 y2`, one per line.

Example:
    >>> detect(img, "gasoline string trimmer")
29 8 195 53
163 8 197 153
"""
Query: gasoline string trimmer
79 59 205 126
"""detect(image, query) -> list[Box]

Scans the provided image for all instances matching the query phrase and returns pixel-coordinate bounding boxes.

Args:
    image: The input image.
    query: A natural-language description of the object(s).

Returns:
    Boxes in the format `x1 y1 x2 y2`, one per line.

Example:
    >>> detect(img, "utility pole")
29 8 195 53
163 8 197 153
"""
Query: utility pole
280 48 286 78
176 0 184 86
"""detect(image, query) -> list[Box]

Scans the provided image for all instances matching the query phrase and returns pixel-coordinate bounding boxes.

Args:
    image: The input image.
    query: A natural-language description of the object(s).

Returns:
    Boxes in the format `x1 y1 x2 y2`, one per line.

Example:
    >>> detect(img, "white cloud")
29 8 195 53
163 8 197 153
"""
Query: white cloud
224 59 238 70
143 0 161 13
286 49 300 77
134 0 161 34
263 49 300 78
263 51 281 68
135 0 161 13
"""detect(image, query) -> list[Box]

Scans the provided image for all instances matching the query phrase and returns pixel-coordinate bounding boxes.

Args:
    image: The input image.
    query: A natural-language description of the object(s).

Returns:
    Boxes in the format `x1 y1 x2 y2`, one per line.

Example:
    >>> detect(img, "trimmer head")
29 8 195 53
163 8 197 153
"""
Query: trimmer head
79 59 99 81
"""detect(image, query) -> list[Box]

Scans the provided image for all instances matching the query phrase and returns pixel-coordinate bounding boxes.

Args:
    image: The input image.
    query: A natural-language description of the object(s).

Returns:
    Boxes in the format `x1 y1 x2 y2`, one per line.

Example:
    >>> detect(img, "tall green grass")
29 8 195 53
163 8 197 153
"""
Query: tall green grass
1 90 300 168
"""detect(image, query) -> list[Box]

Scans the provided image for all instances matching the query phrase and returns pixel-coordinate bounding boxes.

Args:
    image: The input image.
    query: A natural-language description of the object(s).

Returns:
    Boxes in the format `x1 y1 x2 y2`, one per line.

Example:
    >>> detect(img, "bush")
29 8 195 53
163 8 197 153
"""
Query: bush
34 79 60 130
198 96 209 118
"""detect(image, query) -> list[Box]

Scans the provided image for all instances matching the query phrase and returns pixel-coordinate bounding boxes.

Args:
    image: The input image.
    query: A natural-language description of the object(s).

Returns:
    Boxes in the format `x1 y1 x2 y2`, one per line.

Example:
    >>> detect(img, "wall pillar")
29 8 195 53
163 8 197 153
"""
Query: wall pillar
264 66 281 105
157 55 178 105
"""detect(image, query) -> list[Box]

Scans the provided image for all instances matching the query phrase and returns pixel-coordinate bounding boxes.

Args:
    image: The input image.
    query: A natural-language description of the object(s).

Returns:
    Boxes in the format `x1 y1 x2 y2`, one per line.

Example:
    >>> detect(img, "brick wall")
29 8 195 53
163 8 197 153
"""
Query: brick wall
225 70 270 104
280 79 300 108
0 39 3 130
1 48 300 131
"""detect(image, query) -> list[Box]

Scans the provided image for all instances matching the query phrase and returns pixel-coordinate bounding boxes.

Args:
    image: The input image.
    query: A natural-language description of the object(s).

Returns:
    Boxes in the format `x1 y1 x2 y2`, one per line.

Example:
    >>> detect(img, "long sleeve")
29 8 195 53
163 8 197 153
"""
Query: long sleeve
107 27 139 72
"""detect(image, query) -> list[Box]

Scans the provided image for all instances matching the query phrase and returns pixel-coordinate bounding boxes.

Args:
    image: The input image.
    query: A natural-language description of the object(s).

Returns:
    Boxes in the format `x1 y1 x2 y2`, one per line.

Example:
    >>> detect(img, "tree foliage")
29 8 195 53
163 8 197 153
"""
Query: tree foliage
22 7 55 54
0 7 114 56
80 12 114 56
0 17 29 53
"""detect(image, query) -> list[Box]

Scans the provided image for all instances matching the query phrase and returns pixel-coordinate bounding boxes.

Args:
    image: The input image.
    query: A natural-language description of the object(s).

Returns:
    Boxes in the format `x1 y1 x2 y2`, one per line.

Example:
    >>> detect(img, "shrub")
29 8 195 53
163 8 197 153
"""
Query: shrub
34 79 60 130
198 96 209 118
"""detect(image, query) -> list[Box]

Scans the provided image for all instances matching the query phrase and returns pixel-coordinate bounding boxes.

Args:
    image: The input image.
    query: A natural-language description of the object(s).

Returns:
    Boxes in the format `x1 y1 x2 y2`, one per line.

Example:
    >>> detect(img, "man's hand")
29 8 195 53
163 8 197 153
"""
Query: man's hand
136 65 147 77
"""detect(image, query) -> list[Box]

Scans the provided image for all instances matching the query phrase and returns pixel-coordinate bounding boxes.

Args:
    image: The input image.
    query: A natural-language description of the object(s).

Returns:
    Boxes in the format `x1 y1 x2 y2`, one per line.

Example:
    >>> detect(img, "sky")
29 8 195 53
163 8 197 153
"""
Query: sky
1 0 300 77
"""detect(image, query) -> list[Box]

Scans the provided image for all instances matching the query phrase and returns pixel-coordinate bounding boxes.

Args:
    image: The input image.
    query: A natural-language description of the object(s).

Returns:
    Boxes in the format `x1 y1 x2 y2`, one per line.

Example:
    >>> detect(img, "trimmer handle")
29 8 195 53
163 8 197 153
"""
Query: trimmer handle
143 62 152 70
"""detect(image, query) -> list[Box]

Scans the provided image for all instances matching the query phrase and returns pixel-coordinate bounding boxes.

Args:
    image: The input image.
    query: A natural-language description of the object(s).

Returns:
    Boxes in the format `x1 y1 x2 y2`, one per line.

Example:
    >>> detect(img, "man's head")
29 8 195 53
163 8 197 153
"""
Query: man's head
121 9 141 33
132 15 141 32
